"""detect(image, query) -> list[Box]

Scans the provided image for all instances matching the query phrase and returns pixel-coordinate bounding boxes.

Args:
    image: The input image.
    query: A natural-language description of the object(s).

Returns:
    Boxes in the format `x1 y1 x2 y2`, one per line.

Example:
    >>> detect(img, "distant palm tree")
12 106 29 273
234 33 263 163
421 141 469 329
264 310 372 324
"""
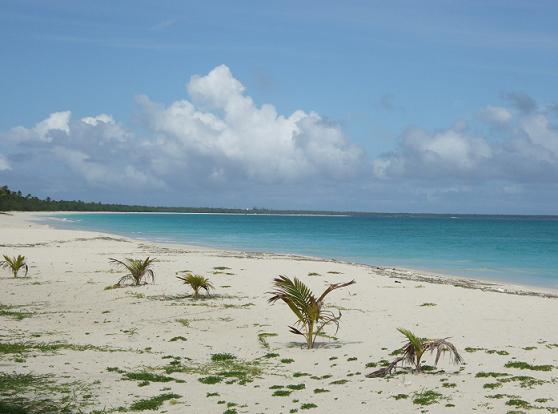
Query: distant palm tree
366 328 463 377
177 273 214 298
0 255 28 278
268 276 355 349
109 257 156 286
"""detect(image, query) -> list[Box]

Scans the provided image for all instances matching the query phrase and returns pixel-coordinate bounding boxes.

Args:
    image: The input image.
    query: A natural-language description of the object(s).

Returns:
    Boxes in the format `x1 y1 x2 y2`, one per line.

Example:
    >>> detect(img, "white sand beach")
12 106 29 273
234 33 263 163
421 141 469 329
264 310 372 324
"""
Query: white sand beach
1 212 557 413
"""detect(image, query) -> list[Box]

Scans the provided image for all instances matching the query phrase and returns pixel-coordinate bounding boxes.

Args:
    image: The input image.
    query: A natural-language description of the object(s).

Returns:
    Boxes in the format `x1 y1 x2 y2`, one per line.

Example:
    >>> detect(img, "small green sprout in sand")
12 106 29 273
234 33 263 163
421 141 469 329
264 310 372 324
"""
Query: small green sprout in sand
367 328 463 377
177 272 214 298
0 255 28 278
268 275 355 349
109 257 156 286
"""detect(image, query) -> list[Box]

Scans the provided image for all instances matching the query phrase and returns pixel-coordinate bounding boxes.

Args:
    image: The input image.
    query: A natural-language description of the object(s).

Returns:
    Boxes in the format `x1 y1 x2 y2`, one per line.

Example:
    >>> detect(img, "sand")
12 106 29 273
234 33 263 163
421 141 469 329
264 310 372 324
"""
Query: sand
0 212 557 413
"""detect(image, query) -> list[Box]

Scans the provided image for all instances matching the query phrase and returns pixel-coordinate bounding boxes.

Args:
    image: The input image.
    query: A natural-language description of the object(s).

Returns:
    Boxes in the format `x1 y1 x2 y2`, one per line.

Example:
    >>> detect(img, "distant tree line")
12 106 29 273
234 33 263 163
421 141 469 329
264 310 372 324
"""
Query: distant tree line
0 185 349 215
0 186 271 213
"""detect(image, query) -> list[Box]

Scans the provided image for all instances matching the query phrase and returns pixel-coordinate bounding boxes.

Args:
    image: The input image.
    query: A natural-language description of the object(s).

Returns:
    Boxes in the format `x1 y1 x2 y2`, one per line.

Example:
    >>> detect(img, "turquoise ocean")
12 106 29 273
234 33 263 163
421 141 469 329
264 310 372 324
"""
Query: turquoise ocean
48 213 558 288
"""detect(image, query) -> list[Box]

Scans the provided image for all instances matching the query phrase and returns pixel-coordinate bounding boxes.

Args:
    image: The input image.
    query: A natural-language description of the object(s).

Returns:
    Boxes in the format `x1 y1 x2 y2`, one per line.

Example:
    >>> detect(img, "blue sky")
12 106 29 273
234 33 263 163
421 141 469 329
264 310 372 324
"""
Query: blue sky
1 0 558 213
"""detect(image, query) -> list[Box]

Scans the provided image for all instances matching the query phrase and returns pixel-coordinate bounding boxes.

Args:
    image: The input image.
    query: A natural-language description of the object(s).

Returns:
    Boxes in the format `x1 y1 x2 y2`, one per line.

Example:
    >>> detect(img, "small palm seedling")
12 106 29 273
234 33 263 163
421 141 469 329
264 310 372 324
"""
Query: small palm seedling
109 257 156 286
177 272 214 298
268 276 355 349
0 255 28 278
366 328 463 377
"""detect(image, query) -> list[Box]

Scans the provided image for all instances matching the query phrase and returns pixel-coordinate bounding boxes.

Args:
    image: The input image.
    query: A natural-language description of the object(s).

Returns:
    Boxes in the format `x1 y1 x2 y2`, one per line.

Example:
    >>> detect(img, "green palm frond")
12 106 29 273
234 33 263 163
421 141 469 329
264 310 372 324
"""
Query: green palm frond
268 276 355 349
110 257 156 286
177 272 214 297
0 255 28 278
367 328 463 378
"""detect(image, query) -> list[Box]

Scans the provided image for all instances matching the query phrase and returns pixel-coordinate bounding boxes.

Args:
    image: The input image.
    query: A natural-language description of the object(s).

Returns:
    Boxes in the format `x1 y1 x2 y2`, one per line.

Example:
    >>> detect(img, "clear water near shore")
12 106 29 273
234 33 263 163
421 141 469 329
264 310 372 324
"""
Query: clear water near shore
49 213 558 288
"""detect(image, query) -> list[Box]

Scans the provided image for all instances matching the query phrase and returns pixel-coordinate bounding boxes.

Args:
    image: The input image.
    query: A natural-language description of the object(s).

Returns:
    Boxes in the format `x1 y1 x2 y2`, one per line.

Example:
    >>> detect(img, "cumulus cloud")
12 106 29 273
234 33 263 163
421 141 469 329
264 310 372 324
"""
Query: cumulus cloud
138 64 366 184
0 65 366 199
373 126 492 179
373 104 558 185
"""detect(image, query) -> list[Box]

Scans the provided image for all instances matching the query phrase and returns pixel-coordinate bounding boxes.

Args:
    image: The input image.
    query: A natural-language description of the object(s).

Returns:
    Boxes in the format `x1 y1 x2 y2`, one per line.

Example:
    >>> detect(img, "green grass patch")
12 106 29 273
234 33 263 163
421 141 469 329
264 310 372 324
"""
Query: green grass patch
301 403 318 410
0 304 32 320
393 393 408 400
166 353 262 385
272 390 292 396
486 349 509 355
314 388 329 394
199 376 223 384
464 347 485 353
505 361 553 371
263 352 279 358
169 336 187 342
129 393 181 411
281 358 294 364
287 384 305 390
330 379 348 385
211 353 237 362
412 390 444 406
0 341 119 355
475 372 510 378
505 399 531 409
420 303 437 307
123 371 176 383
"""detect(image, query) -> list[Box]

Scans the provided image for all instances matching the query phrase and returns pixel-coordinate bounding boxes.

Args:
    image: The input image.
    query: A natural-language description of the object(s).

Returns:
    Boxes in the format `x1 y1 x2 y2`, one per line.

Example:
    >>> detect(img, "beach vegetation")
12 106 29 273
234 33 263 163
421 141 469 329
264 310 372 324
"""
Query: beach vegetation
177 272 214 298
367 328 463 377
0 255 28 278
0 304 32 320
504 361 553 371
412 389 444 406
268 275 355 349
129 393 181 411
169 336 187 342
300 403 318 409
393 393 408 400
109 257 156 286
272 390 291 396
281 358 294 364
314 388 329 393
199 375 224 384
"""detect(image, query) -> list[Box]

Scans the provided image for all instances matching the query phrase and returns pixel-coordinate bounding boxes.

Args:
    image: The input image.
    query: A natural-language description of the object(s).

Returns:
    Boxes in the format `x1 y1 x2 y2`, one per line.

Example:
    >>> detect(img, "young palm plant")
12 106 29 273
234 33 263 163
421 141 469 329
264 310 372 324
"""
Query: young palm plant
109 257 156 286
0 255 28 278
177 272 214 298
366 328 463 378
268 276 355 349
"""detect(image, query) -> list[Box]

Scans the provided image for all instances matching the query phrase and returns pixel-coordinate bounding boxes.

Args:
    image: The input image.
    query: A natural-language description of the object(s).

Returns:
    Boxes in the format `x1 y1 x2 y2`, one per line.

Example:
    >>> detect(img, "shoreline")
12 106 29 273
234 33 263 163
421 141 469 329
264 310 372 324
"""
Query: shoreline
24 211 558 298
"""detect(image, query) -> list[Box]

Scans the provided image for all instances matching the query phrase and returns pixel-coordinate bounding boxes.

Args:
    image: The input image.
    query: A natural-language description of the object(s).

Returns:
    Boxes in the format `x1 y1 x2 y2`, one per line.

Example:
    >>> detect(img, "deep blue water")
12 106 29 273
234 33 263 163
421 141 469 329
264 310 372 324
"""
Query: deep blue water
48 213 558 288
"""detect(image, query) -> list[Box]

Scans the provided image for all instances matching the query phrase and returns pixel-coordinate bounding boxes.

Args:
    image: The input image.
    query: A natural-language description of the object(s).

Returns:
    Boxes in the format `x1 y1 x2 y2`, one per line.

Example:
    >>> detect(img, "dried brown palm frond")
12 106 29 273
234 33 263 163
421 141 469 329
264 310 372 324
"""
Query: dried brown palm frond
268 275 355 349
109 257 156 286
0 255 28 278
177 272 214 298
366 328 463 378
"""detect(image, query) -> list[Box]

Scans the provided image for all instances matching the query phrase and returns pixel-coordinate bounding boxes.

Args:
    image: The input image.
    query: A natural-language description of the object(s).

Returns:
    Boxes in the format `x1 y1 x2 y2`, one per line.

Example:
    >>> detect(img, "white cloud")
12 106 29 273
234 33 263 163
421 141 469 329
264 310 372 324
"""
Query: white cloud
34 111 71 141
373 127 492 179
0 154 11 171
0 65 366 196
479 105 512 125
139 64 366 183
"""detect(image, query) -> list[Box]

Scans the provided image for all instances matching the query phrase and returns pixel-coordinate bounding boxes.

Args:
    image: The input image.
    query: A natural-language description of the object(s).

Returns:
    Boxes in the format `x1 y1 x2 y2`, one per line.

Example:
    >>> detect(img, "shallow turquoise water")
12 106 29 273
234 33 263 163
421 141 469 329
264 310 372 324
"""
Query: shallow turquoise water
50 213 558 288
